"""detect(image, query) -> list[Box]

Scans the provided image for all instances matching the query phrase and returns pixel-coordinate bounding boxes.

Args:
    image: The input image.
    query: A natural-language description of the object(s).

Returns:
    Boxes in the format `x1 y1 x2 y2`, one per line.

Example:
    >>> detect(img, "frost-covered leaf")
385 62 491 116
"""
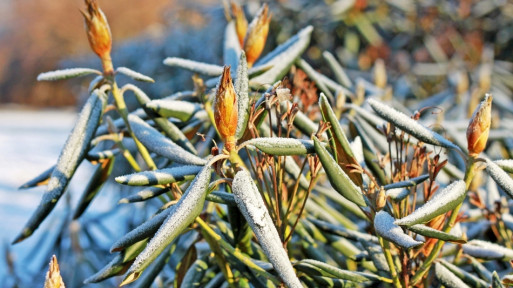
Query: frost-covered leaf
386 188 411 202
367 98 460 150
86 148 119 161
235 52 249 139
119 187 167 204
384 174 430 190
407 224 466 243
462 240 513 260
116 67 155 83
485 159 513 200
232 168 302 288
313 136 367 207
122 165 212 285
37 68 101 81
493 271 505 288
296 259 391 283
251 26 313 86
223 21 242 69
245 137 316 155
18 165 55 189
374 211 423 249
115 166 202 186
394 180 466 226
128 114 206 166
438 259 488 288
145 99 201 122
495 159 513 173
163 57 224 76
323 51 352 88
319 93 362 185
13 90 107 243
435 262 471 288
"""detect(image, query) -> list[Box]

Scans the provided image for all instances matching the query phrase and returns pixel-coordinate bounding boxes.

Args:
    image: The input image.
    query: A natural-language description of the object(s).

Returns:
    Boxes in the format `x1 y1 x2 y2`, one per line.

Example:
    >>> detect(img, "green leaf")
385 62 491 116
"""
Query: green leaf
128 114 206 166
73 157 115 219
115 166 202 186
121 165 212 285
313 136 366 207
407 224 466 243
485 159 513 200
374 211 423 249
37 68 101 81
86 148 119 161
18 165 55 189
132 245 173 288
163 57 224 76
394 180 466 226
251 26 313 86
495 159 513 173
145 99 201 122
493 271 505 288
235 52 249 140
13 90 107 244
297 259 391 283
206 191 236 206
319 93 362 186
438 259 488 288
383 174 430 190
116 67 155 83
322 51 352 88
174 245 198 288
246 137 316 155
463 240 513 261
435 262 471 288
119 187 168 204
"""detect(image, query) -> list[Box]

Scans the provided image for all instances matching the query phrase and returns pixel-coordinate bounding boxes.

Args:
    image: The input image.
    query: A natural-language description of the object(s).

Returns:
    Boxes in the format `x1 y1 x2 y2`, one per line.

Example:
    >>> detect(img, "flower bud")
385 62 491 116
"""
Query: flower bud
467 94 492 157
243 4 271 67
81 0 113 73
214 66 238 151
231 1 248 47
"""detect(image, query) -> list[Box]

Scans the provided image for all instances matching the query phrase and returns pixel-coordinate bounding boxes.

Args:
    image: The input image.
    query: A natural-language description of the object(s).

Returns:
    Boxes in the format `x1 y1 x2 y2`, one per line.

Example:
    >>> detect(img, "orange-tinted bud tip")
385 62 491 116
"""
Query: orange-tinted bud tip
467 93 492 157
243 3 271 67
81 0 112 73
214 66 238 151
231 1 248 48
44 255 65 288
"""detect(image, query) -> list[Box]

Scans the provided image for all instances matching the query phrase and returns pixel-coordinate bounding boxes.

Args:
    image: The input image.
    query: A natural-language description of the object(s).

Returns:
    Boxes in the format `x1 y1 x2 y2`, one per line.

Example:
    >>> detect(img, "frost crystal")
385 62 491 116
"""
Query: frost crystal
115 166 202 186
246 137 315 155
485 159 513 199
37 68 100 81
394 180 466 226
232 169 302 288
435 262 471 288
374 211 423 249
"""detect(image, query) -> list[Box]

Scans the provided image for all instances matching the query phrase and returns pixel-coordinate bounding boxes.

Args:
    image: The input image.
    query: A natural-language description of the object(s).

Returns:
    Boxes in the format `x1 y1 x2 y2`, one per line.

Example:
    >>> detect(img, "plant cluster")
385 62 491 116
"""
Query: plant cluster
12 1 513 287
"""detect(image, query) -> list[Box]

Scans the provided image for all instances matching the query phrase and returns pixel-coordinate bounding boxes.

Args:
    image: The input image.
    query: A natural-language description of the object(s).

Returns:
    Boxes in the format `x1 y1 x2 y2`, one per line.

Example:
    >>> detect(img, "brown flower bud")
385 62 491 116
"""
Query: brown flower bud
243 4 271 67
231 1 248 48
44 255 65 288
81 0 113 73
467 93 492 157
214 66 238 151
375 187 387 211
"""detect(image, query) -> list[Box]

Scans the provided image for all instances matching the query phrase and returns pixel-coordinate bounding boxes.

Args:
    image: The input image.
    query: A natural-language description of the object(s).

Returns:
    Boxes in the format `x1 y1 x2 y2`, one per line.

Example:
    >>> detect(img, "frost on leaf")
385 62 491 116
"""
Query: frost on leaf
367 98 460 150
163 57 224 76
394 181 466 226
245 137 316 156
116 67 154 82
374 211 423 249
128 114 206 166
434 262 471 288
462 240 513 260
37 68 101 81
115 166 202 186
485 159 513 200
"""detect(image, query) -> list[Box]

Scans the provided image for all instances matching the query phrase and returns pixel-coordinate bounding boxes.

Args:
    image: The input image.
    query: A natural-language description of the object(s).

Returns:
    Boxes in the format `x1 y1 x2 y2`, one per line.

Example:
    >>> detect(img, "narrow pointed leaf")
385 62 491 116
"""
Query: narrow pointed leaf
408 224 466 243
495 159 513 173
163 57 224 76
235 52 249 139
115 166 202 186
128 114 206 166
384 174 430 190
319 93 362 185
37 68 101 81
119 187 167 204
73 157 115 219
86 148 119 161
468 256 492 282
124 84 197 154
485 159 513 199
435 262 471 288
116 67 154 82
298 259 391 283
223 21 241 70
132 245 173 288
394 180 466 226
374 211 423 249
13 90 106 244
367 98 460 150
386 188 412 202
322 51 352 88
205 191 236 206
251 26 313 86
246 137 316 155
493 271 505 288
145 99 200 122
462 240 513 260
18 165 55 189
122 165 212 284
232 168 302 288
439 259 488 288
313 136 367 207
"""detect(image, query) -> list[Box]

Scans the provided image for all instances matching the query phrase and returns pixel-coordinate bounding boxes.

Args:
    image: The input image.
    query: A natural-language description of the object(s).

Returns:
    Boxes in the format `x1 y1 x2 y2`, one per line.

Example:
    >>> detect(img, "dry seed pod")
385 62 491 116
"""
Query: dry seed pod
214 66 238 151
231 1 248 47
81 0 112 73
243 3 271 67
467 94 492 158
44 255 65 288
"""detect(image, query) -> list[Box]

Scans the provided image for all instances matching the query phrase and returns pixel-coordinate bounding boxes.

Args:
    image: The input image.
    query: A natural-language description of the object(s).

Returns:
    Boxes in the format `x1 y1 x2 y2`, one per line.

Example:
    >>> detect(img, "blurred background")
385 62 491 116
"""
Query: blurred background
2 0 513 286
